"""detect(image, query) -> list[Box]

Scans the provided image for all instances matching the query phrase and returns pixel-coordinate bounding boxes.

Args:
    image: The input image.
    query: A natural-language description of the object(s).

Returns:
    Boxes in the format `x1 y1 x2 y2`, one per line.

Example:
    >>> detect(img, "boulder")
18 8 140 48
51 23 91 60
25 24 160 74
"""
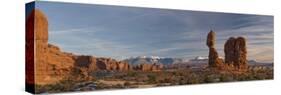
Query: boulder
207 30 216 48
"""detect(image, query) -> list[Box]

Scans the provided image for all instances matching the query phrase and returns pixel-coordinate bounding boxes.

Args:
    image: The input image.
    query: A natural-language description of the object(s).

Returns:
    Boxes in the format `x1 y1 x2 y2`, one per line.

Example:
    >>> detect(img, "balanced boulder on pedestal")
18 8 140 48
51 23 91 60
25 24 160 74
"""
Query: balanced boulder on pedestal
206 30 224 67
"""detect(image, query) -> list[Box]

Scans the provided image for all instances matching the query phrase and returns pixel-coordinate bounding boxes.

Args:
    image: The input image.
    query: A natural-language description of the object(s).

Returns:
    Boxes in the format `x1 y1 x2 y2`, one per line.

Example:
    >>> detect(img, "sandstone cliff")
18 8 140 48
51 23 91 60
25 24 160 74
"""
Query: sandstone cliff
26 9 76 85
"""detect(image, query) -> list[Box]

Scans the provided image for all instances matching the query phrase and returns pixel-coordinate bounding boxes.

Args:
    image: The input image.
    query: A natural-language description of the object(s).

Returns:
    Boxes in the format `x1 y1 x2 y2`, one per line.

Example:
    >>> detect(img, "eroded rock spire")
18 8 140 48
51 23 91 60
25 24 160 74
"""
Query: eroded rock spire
206 30 223 67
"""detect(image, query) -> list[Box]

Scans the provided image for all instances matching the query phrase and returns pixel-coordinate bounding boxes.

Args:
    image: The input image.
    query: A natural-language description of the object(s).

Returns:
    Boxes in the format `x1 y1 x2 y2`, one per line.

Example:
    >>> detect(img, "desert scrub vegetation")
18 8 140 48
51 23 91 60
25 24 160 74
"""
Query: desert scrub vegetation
34 67 273 94
35 79 77 93
34 76 97 94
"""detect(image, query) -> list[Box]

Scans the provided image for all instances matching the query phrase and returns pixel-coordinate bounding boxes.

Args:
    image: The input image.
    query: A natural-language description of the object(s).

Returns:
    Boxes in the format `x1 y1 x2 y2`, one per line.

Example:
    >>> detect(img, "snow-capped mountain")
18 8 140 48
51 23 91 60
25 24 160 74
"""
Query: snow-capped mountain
194 56 208 60
188 56 208 64
137 56 162 59
123 56 259 65
123 56 209 65
123 56 188 65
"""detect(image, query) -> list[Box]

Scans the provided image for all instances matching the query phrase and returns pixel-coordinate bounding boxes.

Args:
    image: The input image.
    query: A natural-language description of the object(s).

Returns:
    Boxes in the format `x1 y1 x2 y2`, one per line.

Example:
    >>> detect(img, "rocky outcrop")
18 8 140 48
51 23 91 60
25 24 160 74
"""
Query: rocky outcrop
26 9 76 85
206 30 224 67
224 37 236 65
152 63 164 71
134 63 163 71
75 56 131 71
206 30 248 70
224 37 248 70
118 61 131 71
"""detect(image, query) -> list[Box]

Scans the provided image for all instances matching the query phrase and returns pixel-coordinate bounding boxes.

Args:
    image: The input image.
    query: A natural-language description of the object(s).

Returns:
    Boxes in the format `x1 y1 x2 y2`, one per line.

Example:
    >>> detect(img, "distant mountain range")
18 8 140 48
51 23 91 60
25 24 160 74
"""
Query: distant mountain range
123 56 207 65
122 56 188 65
123 56 260 65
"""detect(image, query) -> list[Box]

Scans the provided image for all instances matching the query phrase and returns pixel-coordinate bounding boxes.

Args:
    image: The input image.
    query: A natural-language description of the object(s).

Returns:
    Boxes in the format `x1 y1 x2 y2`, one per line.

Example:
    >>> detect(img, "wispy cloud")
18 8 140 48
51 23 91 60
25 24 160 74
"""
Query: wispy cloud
38 2 273 62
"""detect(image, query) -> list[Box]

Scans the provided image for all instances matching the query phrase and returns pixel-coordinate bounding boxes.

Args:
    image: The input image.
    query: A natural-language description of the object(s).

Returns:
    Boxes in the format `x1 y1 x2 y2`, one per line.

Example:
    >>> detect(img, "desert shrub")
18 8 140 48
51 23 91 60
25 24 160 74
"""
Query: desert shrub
204 74 220 83
127 71 137 77
236 73 249 81
34 76 94 94
179 77 187 85
95 83 106 89
35 84 46 94
124 81 131 86
162 77 172 83
147 74 157 84
114 84 124 88
172 72 177 75
219 74 234 82
185 73 201 84
35 82 68 94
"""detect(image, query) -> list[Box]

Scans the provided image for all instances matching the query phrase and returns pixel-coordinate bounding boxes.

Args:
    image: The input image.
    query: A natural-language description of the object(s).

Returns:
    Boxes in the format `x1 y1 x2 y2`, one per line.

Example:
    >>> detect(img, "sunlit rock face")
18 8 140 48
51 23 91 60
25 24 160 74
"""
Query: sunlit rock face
27 9 76 85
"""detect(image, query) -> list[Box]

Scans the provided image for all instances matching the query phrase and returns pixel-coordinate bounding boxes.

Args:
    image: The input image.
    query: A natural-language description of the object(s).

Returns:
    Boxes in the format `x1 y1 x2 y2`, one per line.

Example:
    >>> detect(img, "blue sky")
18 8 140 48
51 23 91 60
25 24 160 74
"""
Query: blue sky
33 1 273 62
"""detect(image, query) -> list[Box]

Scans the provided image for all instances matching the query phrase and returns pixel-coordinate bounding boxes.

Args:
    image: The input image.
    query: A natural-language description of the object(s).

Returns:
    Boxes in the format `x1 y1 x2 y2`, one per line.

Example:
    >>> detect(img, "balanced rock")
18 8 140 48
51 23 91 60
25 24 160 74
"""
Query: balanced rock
207 30 216 48
206 30 223 67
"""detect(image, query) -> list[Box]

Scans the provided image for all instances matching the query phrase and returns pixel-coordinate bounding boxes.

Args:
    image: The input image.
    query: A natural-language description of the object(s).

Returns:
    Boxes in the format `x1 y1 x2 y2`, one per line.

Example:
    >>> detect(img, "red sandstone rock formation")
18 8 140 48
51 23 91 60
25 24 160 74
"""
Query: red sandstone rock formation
26 9 76 85
224 37 236 65
151 63 163 71
206 30 248 71
117 61 130 71
224 37 248 70
75 56 131 71
140 63 152 71
206 30 224 67
133 63 163 71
